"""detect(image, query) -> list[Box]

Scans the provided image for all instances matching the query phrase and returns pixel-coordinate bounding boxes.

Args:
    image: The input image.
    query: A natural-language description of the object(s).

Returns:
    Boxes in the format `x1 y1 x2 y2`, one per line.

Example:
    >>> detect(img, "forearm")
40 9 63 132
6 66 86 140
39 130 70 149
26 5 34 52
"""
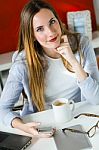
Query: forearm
72 60 88 82
79 75 99 104
69 58 88 82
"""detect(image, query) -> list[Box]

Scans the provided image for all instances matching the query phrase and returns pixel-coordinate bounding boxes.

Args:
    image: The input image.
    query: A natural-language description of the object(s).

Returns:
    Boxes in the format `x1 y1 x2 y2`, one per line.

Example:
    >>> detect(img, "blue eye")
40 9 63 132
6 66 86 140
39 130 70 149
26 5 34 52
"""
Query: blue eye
50 19 56 25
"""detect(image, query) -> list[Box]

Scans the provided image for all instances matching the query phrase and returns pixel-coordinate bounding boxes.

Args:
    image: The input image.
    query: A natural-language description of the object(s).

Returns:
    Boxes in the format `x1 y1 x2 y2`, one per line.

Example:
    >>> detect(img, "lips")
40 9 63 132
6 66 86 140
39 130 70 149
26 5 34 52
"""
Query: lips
49 36 57 42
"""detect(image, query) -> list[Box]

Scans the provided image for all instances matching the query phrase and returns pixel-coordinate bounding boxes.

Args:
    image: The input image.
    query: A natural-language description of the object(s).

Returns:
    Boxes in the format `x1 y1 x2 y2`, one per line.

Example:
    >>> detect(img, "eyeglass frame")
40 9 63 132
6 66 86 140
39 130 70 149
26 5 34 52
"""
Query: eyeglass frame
74 113 99 119
62 113 99 138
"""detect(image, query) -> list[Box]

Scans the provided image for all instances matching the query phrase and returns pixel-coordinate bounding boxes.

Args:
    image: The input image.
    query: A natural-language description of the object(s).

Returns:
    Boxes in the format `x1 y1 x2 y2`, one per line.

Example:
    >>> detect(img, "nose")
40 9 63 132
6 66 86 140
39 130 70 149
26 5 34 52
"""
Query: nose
46 26 55 36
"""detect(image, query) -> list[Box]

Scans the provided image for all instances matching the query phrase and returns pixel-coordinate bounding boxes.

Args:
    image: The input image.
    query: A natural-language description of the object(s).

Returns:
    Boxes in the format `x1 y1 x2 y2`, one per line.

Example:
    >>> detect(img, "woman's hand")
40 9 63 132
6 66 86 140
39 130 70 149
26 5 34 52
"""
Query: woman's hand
22 122 55 138
12 118 55 138
57 35 77 66
57 35 88 81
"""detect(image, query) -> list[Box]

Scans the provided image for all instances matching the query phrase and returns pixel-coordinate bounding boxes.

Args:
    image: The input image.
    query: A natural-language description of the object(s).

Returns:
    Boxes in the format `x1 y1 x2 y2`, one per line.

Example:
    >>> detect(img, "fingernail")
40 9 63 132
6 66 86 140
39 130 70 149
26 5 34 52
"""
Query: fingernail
37 122 41 125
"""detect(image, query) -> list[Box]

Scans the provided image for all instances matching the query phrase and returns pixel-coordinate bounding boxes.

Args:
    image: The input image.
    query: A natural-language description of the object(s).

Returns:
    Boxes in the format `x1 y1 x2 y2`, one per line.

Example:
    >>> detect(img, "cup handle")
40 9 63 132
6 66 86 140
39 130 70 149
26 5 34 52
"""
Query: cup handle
69 100 75 111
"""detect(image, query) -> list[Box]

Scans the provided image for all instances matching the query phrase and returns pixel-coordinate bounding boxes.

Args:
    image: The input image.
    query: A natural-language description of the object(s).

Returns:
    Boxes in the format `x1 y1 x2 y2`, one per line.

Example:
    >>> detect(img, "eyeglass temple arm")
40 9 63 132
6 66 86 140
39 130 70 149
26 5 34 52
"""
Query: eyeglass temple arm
62 128 87 134
74 113 99 119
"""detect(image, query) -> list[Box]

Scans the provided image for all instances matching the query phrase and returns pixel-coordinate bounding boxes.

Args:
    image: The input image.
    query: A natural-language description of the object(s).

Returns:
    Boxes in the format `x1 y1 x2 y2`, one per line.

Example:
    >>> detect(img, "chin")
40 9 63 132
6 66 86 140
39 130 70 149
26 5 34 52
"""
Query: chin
54 44 60 49
51 42 60 49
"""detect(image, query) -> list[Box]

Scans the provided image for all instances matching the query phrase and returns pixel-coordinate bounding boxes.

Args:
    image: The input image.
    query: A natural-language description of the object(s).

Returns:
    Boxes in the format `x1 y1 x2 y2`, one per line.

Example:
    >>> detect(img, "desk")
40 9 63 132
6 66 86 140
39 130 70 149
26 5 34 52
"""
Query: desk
0 101 99 150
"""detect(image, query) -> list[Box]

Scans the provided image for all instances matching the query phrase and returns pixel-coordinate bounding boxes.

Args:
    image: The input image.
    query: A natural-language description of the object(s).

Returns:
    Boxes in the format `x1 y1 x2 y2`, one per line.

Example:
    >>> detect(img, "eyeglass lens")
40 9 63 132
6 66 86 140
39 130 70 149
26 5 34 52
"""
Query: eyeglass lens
88 121 99 137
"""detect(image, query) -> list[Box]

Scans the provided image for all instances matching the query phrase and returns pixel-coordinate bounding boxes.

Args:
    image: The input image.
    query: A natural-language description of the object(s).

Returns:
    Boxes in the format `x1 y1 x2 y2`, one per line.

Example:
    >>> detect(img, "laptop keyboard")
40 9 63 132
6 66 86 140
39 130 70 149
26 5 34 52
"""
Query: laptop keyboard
0 147 12 150
0 134 12 149
0 134 9 143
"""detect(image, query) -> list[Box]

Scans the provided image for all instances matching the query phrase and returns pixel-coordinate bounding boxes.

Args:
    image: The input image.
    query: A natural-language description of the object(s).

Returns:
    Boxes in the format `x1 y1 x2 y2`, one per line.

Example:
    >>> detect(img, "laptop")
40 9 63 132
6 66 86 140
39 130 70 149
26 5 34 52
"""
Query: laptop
54 124 93 150
0 131 32 150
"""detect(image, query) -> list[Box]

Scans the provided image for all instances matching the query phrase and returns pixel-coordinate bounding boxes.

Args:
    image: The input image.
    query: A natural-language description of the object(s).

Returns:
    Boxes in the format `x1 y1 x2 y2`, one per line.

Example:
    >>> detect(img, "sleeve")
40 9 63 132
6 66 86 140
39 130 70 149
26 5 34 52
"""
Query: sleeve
0 61 25 127
77 36 99 105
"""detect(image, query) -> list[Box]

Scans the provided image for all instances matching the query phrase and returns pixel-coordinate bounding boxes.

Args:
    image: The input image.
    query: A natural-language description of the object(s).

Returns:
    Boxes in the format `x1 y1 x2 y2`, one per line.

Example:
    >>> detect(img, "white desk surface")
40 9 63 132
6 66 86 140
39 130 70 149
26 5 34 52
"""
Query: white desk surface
0 101 99 150
0 51 14 71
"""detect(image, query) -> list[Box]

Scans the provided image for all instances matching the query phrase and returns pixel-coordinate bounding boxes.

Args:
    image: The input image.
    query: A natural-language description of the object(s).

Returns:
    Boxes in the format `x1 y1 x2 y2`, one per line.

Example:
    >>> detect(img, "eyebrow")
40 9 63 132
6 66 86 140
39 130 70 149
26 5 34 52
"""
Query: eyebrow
35 17 56 30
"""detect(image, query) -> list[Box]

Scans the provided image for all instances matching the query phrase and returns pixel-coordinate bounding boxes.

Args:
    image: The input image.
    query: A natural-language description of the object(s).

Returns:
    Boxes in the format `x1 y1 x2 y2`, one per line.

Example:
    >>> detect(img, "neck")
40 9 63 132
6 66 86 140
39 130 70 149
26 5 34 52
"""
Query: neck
44 48 60 59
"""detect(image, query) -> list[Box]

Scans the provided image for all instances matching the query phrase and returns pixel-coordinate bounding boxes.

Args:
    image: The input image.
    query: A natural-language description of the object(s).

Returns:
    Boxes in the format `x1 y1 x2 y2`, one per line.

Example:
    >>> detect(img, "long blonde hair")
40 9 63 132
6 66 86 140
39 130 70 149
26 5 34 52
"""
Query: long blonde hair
18 0 83 111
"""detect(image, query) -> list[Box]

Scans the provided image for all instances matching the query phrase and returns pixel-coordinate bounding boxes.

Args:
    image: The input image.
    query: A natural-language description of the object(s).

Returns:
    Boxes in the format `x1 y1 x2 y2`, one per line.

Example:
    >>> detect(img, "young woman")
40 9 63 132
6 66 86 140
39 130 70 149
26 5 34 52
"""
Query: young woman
0 0 99 137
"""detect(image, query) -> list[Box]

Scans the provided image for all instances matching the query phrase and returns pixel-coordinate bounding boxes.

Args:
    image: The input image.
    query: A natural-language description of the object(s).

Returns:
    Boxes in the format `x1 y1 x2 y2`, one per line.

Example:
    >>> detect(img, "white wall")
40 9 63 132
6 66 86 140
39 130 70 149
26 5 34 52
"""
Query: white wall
93 0 99 27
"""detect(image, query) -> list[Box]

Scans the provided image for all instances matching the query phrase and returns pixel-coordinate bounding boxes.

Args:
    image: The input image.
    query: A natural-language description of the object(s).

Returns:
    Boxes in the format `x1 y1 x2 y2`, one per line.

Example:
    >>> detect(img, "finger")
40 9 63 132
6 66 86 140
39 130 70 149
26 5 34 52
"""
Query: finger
27 122 41 127
61 35 69 43
37 128 56 138
30 128 39 136
58 50 65 55
38 131 54 138
32 122 41 127
57 45 68 52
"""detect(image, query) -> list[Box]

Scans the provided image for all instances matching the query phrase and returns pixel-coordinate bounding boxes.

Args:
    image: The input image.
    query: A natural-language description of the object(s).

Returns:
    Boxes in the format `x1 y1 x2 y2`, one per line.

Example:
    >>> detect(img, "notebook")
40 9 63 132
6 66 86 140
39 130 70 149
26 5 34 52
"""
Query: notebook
54 124 93 150
0 131 32 150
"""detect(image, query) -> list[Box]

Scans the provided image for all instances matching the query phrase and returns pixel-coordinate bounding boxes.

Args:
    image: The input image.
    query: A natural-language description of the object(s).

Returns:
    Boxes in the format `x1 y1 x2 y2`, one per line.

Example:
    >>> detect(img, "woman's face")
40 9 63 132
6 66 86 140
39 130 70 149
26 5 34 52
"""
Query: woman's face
33 8 62 56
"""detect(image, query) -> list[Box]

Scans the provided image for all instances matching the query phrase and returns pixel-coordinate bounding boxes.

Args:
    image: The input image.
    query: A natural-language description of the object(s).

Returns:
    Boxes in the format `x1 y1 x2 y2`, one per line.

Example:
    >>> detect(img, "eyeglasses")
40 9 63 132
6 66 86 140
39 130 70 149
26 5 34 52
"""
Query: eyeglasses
62 113 99 138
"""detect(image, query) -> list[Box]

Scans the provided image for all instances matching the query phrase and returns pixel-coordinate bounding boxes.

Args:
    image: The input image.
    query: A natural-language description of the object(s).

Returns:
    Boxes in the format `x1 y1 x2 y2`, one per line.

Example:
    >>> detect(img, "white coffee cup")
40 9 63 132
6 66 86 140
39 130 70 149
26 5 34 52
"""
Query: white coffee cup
52 98 75 123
